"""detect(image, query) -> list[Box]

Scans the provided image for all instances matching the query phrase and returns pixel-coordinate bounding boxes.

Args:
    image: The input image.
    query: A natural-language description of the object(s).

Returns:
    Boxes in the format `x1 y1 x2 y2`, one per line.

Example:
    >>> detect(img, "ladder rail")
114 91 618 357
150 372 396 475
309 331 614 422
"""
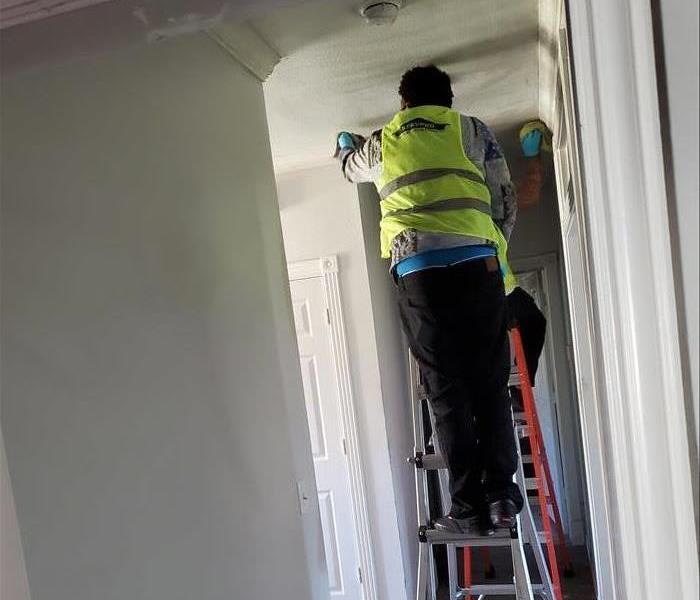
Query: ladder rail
511 328 564 600
437 467 460 600
516 368 575 573
514 426 556 600
426 389 461 600
512 406 554 600
512 524 535 600
410 356 440 600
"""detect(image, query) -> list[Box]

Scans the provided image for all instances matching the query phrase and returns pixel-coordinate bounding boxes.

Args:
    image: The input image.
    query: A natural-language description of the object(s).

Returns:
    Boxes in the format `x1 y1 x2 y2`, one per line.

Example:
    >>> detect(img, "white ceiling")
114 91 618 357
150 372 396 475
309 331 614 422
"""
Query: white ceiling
1 0 540 174
0 0 114 29
257 0 539 173
0 0 314 71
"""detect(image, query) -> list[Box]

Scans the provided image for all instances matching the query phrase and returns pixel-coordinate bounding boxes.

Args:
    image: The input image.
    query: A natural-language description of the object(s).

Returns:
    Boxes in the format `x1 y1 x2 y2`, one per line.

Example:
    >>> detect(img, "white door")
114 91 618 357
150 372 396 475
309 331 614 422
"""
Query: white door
290 276 363 600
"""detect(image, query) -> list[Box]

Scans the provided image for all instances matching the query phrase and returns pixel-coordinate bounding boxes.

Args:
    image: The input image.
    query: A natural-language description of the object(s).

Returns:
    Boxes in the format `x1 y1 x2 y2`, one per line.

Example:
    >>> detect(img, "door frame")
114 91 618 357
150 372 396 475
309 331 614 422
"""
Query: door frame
551 17 618 592
562 0 699 598
288 255 378 600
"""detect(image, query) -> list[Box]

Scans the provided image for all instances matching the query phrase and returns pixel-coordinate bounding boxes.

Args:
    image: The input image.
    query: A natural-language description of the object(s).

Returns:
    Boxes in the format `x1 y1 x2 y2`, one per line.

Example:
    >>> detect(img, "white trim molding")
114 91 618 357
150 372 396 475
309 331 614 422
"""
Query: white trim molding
288 255 379 600
287 256 338 281
538 0 564 129
566 0 699 598
552 17 619 595
207 21 281 82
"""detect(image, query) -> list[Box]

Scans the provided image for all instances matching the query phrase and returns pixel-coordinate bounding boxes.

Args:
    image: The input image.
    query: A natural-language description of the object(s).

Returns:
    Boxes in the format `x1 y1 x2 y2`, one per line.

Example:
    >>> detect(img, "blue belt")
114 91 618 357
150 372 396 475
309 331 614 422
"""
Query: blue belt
394 245 497 278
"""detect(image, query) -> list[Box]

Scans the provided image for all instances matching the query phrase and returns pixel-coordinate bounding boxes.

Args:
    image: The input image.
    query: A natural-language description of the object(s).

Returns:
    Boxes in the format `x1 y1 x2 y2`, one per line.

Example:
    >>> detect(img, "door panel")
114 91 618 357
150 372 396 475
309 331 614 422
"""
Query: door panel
290 277 363 600
318 491 344 593
299 355 328 459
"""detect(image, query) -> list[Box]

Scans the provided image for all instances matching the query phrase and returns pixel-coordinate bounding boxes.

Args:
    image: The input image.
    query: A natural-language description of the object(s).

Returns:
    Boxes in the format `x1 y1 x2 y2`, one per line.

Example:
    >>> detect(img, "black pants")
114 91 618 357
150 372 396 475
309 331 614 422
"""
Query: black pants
396 257 518 514
506 287 547 380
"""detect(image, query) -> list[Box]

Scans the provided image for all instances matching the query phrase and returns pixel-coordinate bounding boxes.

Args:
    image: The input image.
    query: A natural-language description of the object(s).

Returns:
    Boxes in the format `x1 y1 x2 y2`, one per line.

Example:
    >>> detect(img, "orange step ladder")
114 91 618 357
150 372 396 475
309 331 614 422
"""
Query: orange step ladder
460 327 574 599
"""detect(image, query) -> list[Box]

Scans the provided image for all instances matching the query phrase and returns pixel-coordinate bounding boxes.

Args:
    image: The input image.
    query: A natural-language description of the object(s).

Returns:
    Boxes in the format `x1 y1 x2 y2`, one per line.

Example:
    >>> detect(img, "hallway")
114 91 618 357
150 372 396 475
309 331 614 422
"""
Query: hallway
0 1 697 600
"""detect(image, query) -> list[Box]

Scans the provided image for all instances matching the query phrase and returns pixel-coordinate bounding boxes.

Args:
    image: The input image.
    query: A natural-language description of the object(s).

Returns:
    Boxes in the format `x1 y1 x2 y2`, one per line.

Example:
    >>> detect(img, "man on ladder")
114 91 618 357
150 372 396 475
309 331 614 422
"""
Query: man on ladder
334 65 523 533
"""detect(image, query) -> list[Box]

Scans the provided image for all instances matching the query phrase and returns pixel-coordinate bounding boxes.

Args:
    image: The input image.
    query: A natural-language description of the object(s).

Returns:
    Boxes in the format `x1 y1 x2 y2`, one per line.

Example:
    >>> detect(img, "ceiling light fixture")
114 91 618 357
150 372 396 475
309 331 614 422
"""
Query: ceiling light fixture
359 1 402 26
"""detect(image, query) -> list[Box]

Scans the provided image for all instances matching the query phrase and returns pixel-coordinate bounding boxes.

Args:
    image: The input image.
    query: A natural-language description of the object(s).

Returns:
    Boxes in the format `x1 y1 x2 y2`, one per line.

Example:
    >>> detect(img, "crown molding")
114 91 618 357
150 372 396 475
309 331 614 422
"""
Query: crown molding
207 21 281 82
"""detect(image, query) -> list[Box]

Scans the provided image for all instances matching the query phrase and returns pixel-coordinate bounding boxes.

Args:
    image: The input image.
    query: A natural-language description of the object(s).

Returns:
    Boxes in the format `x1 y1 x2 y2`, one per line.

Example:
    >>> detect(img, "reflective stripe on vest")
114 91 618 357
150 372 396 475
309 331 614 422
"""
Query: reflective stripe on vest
377 106 500 259
378 167 486 200
383 196 492 218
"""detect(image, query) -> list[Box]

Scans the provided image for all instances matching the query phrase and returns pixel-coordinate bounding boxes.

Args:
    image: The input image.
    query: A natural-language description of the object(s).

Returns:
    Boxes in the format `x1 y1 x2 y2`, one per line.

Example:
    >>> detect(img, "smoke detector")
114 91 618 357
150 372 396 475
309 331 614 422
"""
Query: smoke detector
360 1 403 26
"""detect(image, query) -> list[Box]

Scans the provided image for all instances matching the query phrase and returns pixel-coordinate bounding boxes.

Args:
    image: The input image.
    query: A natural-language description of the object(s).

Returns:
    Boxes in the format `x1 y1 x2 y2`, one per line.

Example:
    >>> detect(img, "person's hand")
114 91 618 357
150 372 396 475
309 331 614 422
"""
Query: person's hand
337 132 356 151
521 129 543 157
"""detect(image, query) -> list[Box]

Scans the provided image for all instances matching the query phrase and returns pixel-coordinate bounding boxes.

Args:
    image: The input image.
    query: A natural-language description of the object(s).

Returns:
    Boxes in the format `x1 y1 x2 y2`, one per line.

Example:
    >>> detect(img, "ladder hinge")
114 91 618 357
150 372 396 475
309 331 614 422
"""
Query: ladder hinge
326 308 331 324
418 525 428 543
342 438 348 455
358 567 363 583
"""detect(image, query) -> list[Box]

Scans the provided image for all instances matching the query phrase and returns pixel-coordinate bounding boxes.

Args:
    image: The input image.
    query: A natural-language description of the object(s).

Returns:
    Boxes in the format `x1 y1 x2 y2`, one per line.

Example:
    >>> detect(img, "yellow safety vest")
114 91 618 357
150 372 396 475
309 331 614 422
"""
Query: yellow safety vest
494 226 518 294
378 105 513 287
504 263 518 295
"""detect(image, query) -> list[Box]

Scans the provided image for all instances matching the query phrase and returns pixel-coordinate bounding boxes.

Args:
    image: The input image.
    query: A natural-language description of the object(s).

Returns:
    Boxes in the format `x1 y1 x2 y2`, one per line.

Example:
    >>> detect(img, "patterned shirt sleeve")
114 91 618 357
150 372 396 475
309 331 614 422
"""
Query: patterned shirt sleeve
471 118 518 241
338 130 383 184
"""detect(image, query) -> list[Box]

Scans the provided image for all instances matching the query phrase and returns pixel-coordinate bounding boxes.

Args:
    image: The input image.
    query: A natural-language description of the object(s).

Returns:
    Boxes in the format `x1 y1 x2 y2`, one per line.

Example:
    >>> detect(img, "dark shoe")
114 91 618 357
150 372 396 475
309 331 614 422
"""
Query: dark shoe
488 498 520 529
488 486 524 529
434 508 495 537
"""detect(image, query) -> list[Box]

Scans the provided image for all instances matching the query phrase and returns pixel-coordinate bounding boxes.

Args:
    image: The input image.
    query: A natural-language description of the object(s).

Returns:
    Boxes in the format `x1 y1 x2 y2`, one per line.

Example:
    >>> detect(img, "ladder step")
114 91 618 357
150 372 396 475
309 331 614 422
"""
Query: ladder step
537 531 552 544
421 527 513 547
525 477 539 490
408 453 446 470
457 583 547 597
411 451 535 469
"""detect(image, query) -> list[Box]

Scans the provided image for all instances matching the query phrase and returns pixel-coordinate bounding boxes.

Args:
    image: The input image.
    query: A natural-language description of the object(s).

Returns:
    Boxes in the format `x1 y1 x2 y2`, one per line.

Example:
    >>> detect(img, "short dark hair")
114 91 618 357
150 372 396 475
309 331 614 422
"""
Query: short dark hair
399 65 454 108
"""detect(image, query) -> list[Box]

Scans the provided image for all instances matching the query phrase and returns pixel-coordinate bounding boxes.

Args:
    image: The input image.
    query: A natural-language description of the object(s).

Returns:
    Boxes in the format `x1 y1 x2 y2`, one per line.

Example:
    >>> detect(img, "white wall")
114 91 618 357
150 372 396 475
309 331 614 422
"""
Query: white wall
277 163 410 600
356 184 417 596
656 0 699 461
0 35 325 600
1 431 31 600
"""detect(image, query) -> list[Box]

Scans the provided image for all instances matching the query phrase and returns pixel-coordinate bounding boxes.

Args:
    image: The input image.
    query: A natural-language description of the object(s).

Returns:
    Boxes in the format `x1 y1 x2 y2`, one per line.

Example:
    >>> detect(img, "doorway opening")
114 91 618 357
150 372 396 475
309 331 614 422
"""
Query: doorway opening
257 1 608 598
